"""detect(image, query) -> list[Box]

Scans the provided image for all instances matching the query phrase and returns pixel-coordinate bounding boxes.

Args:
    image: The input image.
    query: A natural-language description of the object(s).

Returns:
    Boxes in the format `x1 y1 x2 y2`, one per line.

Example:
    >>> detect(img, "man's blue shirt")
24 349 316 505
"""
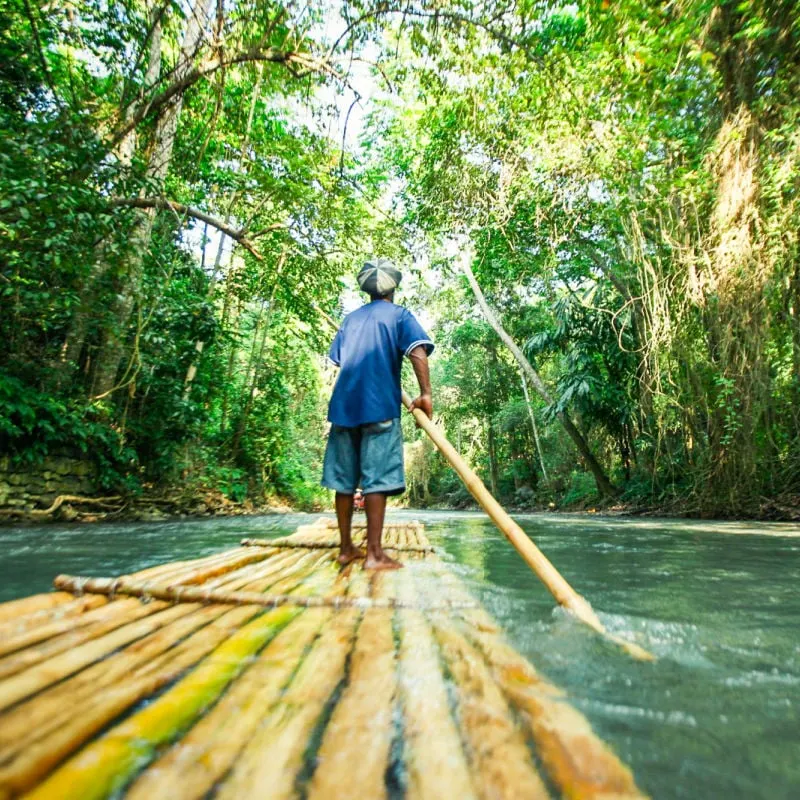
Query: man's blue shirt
327 300 434 427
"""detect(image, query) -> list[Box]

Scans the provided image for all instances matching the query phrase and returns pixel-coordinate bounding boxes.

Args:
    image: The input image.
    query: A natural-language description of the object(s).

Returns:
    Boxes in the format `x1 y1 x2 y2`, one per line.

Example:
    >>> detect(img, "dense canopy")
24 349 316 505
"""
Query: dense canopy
1 0 799 517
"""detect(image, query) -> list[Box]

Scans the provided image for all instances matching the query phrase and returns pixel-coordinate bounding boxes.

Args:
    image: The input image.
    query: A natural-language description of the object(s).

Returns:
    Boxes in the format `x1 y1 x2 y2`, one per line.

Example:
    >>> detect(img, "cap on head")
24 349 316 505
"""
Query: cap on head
357 258 402 296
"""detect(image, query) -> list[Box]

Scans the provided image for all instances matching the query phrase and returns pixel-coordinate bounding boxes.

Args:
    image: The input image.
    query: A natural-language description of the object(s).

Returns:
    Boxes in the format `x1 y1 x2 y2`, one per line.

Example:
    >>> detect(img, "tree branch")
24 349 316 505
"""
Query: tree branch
110 197 284 260
111 47 301 148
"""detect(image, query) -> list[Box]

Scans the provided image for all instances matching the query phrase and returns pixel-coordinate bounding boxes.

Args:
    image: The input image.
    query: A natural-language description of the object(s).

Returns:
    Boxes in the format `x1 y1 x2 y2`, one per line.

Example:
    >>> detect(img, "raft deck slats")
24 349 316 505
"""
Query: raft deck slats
0 520 647 799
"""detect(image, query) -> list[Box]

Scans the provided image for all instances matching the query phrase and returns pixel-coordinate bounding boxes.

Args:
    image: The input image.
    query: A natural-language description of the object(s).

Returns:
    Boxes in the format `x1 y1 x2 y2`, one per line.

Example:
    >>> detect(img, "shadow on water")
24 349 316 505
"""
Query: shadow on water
1 509 799 798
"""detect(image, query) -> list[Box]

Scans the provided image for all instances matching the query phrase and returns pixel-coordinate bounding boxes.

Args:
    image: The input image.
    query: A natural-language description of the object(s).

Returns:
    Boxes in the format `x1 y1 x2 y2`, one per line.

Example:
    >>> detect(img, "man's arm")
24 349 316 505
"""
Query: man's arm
407 345 433 419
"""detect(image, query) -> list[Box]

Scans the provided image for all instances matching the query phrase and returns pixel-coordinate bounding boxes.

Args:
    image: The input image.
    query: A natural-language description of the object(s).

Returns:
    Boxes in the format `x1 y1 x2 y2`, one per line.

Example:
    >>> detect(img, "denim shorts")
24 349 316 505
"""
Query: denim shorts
321 418 405 496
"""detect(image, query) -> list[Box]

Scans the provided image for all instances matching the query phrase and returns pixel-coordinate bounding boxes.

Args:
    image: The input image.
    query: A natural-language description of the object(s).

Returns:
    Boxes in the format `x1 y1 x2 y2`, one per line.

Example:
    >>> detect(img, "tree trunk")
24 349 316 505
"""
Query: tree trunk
220 297 242 435
231 269 283 456
55 11 164 386
487 421 499 497
791 261 800 436
182 66 265 401
520 371 549 484
92 0 213 399
230 302 271 456
461 256 617 497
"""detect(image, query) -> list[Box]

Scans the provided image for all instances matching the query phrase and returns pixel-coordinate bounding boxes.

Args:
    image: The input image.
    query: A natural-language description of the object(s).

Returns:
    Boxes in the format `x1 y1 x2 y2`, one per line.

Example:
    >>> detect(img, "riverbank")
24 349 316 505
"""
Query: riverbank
0 487 296 526
402 491 800 523
4 487 799 526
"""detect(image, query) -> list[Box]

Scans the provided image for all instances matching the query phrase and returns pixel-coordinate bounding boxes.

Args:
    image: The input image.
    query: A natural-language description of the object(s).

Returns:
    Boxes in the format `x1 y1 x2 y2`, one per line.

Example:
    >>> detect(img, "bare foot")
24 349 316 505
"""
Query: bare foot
337 547 365 566
364 551 403 571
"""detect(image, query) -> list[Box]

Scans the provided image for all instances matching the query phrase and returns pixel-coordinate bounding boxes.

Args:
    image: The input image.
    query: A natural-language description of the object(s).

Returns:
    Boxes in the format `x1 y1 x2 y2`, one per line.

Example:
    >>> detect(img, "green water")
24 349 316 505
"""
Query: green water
1 510 798 798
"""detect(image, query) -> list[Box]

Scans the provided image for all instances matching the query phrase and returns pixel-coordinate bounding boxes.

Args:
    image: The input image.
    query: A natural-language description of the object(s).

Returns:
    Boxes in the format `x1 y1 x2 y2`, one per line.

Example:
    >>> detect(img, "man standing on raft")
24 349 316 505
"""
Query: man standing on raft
322 259 434 570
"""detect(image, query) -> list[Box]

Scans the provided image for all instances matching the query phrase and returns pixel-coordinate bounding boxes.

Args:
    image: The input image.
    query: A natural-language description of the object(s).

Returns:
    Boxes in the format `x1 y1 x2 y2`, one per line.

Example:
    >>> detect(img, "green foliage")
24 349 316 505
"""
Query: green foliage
561 471 598 507
0 371 137 490
2 0 799 518
0 0 399 508
368 0 800 514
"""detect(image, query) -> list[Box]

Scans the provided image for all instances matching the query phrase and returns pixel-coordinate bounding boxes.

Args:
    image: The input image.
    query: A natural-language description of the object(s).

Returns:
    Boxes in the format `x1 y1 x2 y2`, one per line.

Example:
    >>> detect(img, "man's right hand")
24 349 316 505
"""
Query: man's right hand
409 393 433 420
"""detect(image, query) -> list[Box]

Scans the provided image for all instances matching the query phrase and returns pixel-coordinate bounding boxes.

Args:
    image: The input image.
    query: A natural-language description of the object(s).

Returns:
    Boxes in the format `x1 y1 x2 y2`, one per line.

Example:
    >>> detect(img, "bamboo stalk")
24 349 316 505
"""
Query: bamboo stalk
401 391 654 661
0 606 260 798
0 593 73 625
19 563 340 800
0 598 167 683
399 526 410 547
51 574 476 611
126 549 250 583
400 567 548 799
306 574 397 800
125 608 335 800
0 595 107 645
123 571 353 800
5 560 344 798
423 565 647 798
395 570 477 800
0 601 191 713
124 546 279 590
0 553 330 781
203 549 309 589
0 553 318 752
471 627 646 799
432 622 550 800
415 523 432 549
21 600 305 800
241 537 435 553
0 605 222 762
0 595 136 659
156 548 275 587
215 609 362 799
134 553 332 680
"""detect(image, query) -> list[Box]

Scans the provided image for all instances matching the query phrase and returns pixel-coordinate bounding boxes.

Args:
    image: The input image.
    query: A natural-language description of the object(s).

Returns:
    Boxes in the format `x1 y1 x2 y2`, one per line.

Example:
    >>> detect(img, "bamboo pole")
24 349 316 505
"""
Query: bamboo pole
472 627 646 800
203 549 308 589
401 390 654 662
126 549 251 583
124 608 335 800
0 554 326 741
20 564 343 800
0 595 136 659
150 547 275 586
215 607 363 799
0 599 164 684
402 563 550 800
51 574 476 611
241 537 435 553
421 564 647 799
0 606 261 798
22 602 304 800
123 546 280 590
0 593 73 625
0 595 107 644
432 622 550 800
0 602 189 713
0 554 330 786
123 568 357 800
306 574 397 800
0 605 224 763
395 570 477 800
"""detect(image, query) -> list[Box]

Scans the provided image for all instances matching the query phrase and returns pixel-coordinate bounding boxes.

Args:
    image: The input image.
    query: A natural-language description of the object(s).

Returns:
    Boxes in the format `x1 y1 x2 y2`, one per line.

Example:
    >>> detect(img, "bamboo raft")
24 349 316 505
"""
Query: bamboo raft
0 520 647 799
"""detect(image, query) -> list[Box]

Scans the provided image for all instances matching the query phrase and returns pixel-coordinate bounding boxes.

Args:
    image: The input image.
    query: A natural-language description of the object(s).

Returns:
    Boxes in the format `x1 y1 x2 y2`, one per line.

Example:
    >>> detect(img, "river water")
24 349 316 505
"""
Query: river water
1 510 798 798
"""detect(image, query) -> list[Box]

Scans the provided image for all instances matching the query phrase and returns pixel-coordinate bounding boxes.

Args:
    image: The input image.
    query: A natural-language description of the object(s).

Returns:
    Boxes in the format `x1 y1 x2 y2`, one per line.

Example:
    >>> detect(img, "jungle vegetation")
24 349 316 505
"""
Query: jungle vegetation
1 0 799 517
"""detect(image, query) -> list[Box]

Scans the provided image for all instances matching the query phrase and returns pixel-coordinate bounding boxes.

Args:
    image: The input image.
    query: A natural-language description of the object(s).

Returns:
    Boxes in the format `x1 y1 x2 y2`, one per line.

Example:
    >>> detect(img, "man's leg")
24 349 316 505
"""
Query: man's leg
364 492 402 570
335 492 365 565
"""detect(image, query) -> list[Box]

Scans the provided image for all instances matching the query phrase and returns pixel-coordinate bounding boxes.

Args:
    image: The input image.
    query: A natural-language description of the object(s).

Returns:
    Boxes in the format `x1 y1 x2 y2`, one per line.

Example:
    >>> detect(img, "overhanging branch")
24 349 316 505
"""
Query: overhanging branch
112 46 345 148
111 197 285 261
